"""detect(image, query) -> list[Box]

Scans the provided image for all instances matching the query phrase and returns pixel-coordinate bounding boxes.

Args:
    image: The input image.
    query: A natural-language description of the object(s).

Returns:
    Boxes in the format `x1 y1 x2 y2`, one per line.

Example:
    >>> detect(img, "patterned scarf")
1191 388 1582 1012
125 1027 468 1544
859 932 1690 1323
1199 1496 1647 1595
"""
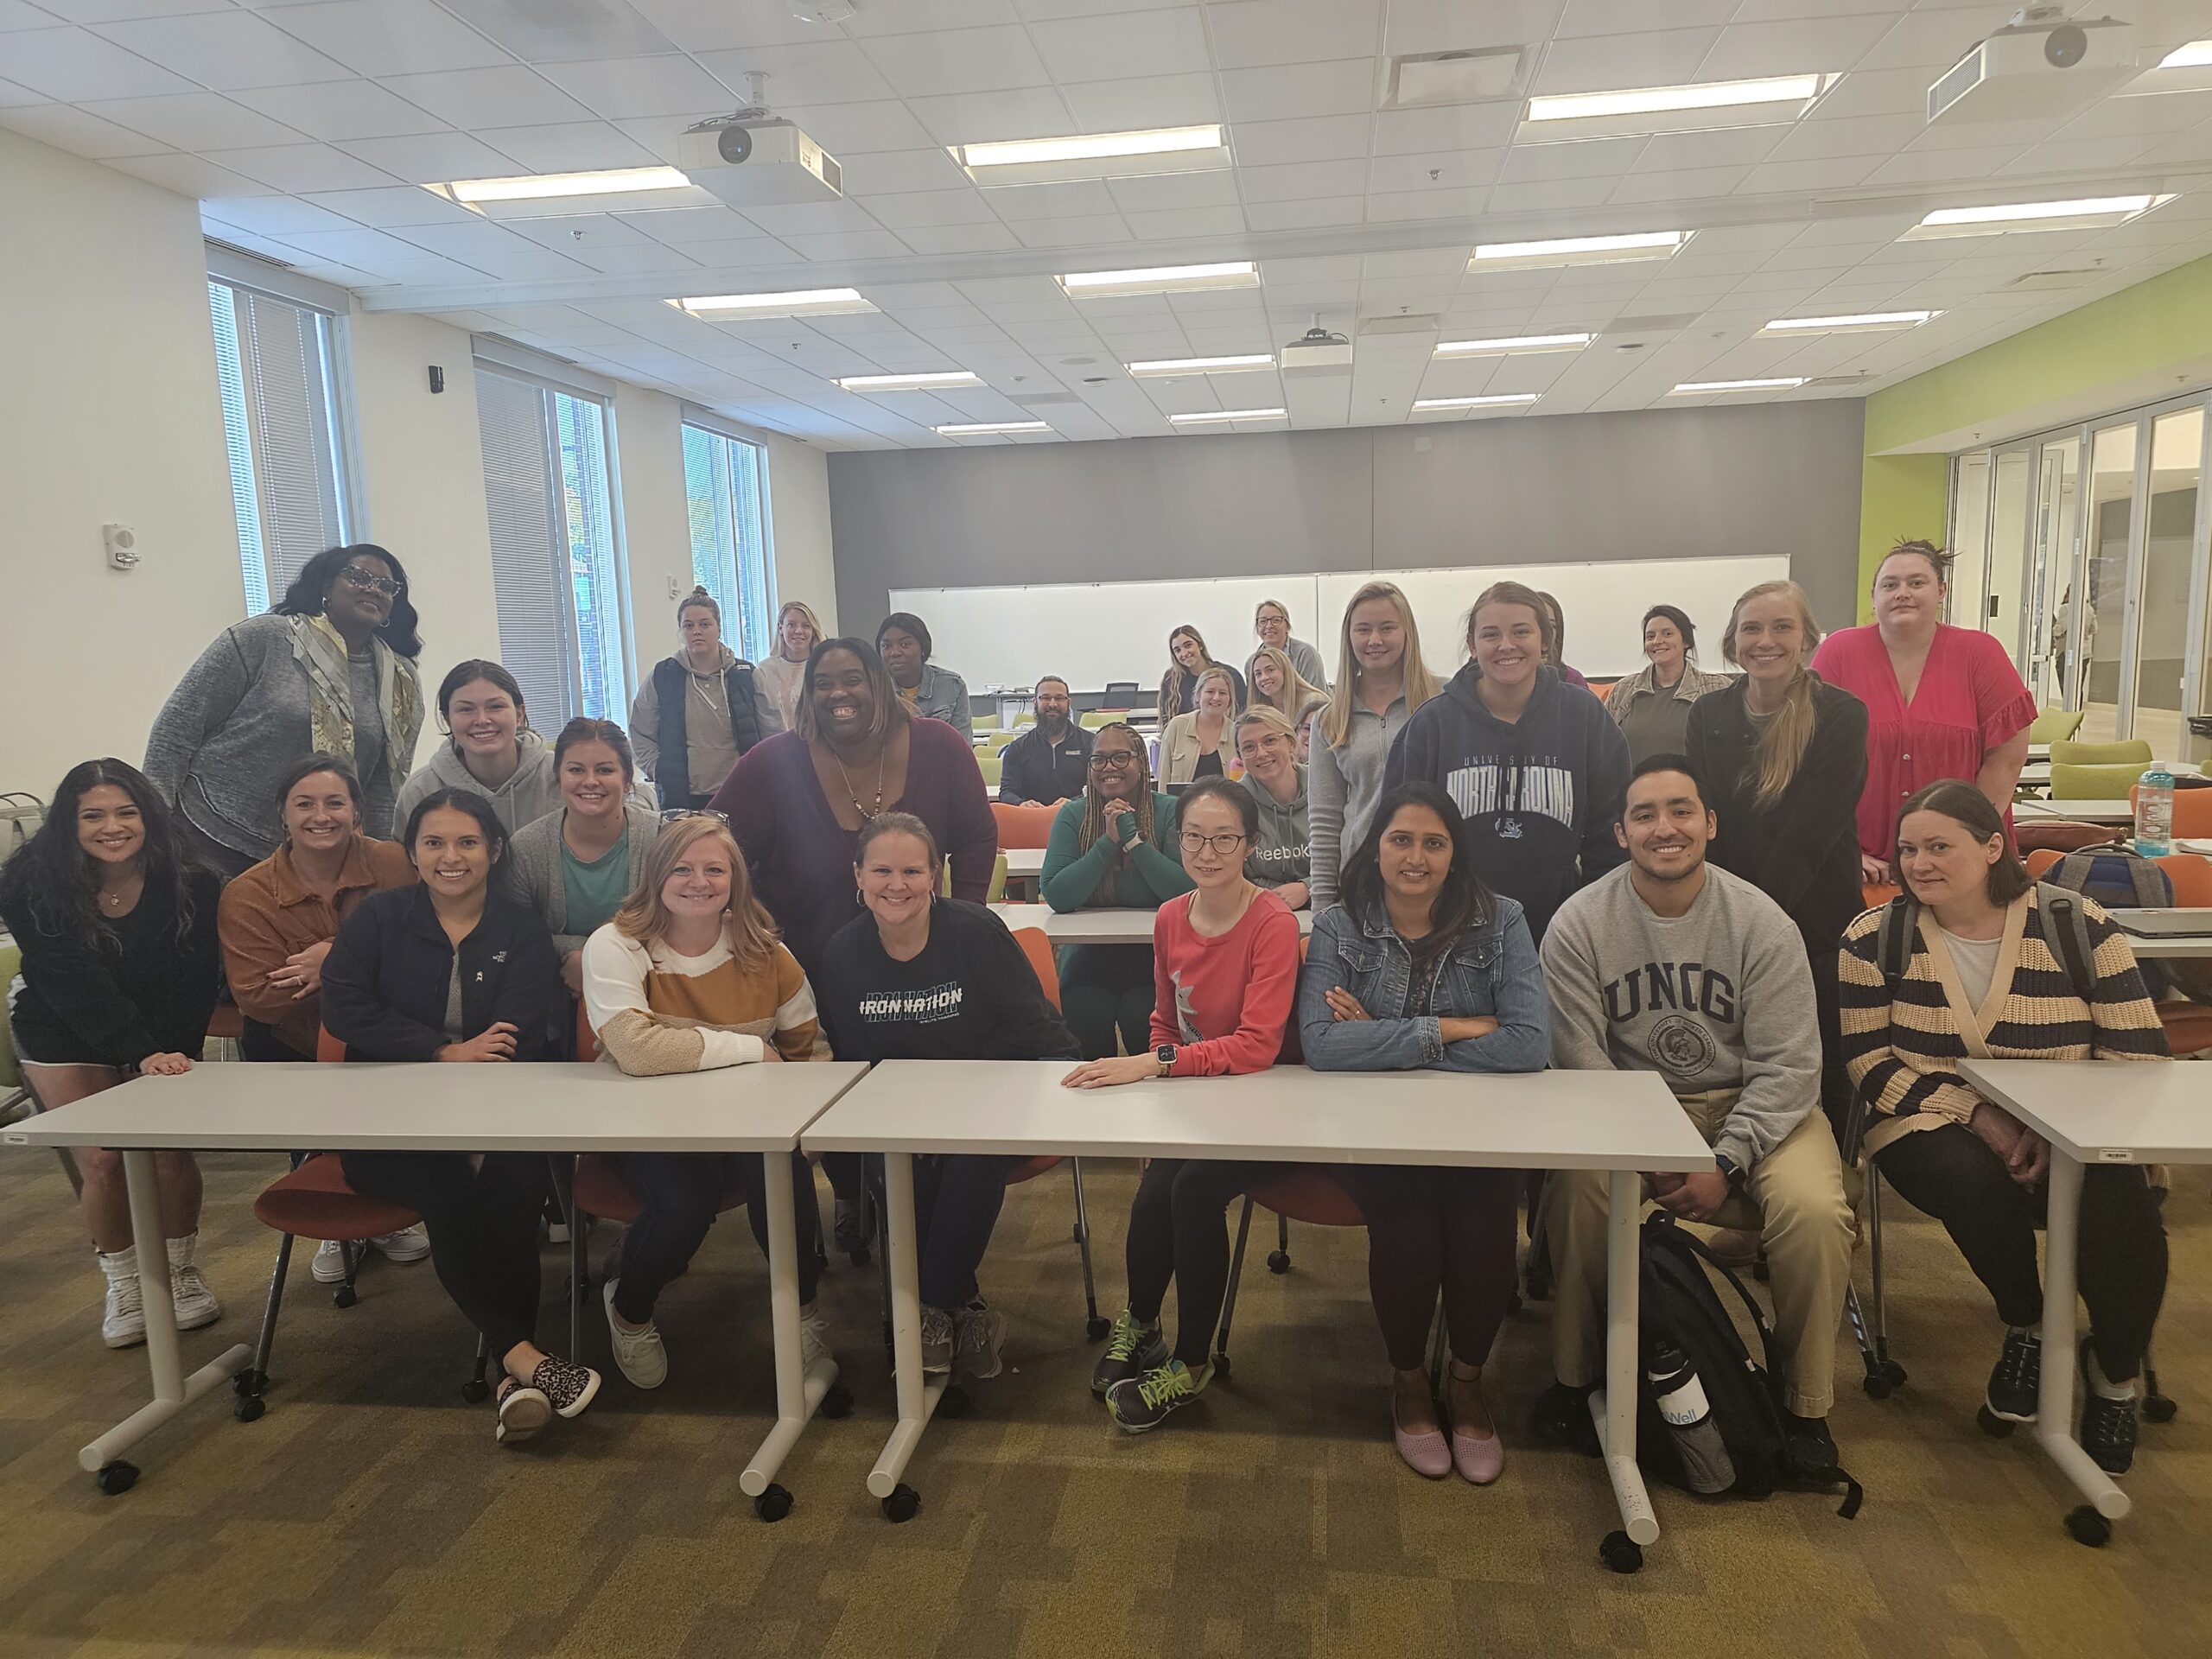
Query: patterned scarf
289 613 423 793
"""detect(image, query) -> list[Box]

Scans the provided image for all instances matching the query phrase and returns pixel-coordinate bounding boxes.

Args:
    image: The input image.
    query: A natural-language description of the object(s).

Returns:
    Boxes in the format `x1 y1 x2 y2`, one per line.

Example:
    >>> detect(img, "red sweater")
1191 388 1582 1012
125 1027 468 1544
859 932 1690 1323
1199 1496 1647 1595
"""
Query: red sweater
1150 887 1301 1077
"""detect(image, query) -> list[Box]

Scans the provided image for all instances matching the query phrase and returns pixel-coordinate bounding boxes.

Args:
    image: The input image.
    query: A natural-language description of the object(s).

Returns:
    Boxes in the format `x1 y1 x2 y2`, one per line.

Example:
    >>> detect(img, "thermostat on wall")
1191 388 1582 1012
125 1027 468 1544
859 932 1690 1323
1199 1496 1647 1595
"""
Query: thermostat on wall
103 524 138 569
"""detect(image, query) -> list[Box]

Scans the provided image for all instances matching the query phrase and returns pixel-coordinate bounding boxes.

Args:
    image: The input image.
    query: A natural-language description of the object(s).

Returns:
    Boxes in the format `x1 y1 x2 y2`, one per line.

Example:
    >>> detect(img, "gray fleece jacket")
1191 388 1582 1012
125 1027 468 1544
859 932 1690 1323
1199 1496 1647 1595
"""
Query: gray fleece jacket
1541 861 1821 1174
1308 690 1410 912
393 729 560 838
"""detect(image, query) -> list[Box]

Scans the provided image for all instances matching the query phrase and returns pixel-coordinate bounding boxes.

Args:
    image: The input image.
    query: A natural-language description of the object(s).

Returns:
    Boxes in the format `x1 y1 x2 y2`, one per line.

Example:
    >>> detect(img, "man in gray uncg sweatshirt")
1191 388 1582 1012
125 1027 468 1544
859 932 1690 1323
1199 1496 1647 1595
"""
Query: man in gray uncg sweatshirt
1535 753 1854 1476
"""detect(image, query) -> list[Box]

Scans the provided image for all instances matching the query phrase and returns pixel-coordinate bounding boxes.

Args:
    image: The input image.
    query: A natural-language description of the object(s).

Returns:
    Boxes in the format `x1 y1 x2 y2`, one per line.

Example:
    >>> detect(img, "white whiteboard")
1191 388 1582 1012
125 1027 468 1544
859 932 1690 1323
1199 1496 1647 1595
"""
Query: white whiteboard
892 555 1789 690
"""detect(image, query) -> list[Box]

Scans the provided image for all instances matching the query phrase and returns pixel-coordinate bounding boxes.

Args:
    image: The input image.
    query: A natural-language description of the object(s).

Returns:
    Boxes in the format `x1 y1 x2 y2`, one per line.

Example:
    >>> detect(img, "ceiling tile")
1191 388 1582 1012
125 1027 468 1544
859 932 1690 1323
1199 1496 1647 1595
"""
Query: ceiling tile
986 177 1117 219
1226 111 1370 166
1557 0 1734 36
896 220 1023 252
266 0 516 79
81 92 308 149
690 40 897 105
298 184 486 227
202 142 399 192
334 129 528 183
1611 163 1749 204
661 233 810 264
1366 186 1491 221
1368 147 1504 193
1631 124 1786 172
535 53 737 120
90 12 354 91
781 228 918 259
738 198 888 236
378 65 595 129
1060 71 1219 130
906 86 1074 145
1123 204 1247 238
612 202 758 243
498 211 656 251
836 146 971 194
1243 195 1365 231
1104 168 1240 212
21 1 232 20
395 219 598 277
0 99 171 157
0 24 199 100
1484 175 1618 213
771 99 939 155
1009 212 1130 246
1218 58 1376 123
1382 0 1565 55
1735 154 1882 193
1205 0 1380 69
227 79 449 142
1691 16 1894 81
621 0 829 54
1533 29 1721 96
106 151 273 197
1863 142 2023 185
1370 101 1520 155
201 194 369 237
1029 8 1212 80
475 120 661 173
1765 109 1925 161
1855 7 2017 73
1498 132 1644 182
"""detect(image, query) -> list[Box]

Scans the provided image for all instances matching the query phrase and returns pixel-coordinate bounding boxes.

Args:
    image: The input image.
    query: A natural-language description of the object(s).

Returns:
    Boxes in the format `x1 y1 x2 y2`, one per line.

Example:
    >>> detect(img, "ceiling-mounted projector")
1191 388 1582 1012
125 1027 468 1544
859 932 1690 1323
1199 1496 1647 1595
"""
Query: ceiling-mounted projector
1281 322 1352 375
678 115 843 207
1928 8 2140 122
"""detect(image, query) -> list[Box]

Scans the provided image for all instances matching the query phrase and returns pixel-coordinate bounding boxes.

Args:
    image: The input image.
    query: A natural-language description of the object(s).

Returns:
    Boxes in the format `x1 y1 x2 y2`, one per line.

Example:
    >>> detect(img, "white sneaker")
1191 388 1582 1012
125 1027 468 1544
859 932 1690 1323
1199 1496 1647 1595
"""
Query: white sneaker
310 1239 350 1284
371 1224 430 1264
798 1303 833 1376
99 1249 145 1350
602 1278 668 1389
167 1236 221 1331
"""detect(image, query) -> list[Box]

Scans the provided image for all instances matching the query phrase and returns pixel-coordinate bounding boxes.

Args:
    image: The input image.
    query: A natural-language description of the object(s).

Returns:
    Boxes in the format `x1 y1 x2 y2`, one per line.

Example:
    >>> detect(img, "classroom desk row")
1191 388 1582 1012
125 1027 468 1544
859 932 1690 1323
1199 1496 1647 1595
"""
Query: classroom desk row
10 1056 2204 1559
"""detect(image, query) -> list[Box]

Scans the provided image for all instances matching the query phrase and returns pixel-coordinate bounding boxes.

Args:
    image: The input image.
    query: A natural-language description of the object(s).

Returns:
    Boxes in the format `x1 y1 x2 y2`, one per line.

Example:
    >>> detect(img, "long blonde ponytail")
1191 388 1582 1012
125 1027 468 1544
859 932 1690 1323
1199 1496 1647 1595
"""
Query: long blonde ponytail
1720 580 1824 808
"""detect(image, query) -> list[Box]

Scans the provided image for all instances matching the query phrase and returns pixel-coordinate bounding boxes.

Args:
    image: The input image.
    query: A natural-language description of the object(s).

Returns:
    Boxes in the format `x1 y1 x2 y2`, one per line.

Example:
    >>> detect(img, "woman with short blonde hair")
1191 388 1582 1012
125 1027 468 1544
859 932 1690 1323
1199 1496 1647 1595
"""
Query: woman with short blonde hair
1160 664 1240 784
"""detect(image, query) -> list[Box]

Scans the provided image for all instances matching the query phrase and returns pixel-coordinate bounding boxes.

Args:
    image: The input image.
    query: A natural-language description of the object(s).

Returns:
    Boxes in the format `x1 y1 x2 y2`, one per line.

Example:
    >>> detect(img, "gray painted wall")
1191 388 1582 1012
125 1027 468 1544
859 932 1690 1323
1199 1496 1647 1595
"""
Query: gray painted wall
827 399 1866 644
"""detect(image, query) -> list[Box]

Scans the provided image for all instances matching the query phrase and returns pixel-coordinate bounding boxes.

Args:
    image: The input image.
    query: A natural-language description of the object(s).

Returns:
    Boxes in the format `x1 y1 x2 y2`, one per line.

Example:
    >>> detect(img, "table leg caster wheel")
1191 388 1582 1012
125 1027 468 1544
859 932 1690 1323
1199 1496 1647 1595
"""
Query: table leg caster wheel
94 1461 138 1497
753 1484 793 1523
1211 1352 1231 1381
1976 1405 2015 1438
333 1284 357 1310
2145 1390 2177 1425
1086 1315 1109 1341
1863 1359 1906 1401
1266 1250 1290 1274
461 1378 490 1404
820 1382 853 1420
1599 1530 1643 1574
882 1484 921 1523
234 1394 266 1423
2065 1505 2112 1548
939 1385 971 1419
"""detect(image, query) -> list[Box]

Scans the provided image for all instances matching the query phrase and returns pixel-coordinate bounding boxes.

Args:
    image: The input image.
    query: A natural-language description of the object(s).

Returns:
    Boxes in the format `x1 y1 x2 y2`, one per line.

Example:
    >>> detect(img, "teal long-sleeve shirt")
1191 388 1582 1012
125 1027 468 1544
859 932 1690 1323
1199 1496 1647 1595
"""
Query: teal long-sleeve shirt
1039 792 1194 912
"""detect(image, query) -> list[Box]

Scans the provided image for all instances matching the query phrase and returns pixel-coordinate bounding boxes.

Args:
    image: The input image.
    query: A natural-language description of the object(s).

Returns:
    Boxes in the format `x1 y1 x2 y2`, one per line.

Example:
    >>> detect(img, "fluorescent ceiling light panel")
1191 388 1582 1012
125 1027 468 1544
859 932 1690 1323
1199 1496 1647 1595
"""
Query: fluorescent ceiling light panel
1760 310 1936 336
1521 73 1835 141
1058 261 1258 298
956 124 1230 185
673 288 877 319
2159 41 2212 68
1413 394 1541 410
1433 332 1592 358
1127 354 1275 376
834 371 982 391
1901 194 2172 238
935 421 1049 435
426 166 714 219
1168 408 1287 424
1470 231 1687 272
1668 378 1808 394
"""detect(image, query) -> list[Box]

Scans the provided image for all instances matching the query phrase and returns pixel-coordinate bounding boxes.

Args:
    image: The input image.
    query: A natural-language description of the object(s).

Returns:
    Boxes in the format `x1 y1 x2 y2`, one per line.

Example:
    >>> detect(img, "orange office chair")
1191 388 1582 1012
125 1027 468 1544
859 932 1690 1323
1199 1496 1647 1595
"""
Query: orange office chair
991 801 1058 849
1211 1168 1365 1377
2134 785 2212 841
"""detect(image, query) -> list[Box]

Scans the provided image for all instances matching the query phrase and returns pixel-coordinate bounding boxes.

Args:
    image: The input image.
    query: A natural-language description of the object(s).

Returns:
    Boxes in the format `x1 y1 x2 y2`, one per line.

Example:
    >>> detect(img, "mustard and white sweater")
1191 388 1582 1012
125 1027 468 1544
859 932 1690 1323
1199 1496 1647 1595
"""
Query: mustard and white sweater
581 924 828 1076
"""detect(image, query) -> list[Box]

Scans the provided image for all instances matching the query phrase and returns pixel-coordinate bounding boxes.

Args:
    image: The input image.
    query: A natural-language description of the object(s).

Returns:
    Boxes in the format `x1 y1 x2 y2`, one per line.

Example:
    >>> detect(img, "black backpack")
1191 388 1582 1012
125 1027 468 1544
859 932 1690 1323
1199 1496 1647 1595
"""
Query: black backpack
1635 1215 1862 1516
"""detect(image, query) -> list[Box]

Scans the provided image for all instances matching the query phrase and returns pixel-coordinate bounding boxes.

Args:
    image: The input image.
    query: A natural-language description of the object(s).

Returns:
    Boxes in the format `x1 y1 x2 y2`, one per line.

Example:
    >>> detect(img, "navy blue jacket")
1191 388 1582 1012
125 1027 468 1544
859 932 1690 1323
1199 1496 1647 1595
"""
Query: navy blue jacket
321 883 563 1062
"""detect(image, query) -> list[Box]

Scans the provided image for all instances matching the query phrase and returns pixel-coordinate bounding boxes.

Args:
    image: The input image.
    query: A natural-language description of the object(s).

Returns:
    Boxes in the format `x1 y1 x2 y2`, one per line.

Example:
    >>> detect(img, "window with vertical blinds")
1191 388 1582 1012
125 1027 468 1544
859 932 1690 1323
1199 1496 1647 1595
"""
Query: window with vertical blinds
207 277 349 612
474 361 630 728
681 418 774 660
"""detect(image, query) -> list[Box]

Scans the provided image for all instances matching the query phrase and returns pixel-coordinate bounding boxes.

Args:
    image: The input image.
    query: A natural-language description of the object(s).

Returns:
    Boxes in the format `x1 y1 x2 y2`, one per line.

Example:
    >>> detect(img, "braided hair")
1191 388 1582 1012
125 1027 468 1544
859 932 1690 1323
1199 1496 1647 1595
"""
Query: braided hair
1075 721 1156 904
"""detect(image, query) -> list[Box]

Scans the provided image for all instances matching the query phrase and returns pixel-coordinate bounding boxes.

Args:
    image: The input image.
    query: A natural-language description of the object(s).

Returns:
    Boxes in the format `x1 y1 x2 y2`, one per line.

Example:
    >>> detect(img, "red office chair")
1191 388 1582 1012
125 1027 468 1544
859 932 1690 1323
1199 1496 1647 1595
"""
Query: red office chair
1211 1168 1365 1377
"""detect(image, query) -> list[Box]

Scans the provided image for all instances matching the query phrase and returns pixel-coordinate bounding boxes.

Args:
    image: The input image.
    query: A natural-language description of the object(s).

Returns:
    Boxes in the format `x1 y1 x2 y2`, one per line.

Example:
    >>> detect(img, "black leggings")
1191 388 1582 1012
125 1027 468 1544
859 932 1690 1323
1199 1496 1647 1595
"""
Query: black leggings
607 1150 822 1325
1877 1123 2167 1382
1334 1165 1521 1372
340 1150 550 1362
1125 1158 1274 1369
1060 945 1156 1061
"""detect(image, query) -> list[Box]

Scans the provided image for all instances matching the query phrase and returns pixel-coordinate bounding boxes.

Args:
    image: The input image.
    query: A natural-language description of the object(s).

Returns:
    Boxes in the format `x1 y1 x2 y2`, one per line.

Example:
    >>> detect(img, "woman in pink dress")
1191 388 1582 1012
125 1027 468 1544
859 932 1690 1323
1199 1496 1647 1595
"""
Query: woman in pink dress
1808 540 2037 884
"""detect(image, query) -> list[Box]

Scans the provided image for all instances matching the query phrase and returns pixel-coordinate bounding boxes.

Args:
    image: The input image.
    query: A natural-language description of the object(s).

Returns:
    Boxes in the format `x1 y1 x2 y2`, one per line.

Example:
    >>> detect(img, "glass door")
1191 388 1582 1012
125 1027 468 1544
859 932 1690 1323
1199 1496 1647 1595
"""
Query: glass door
1948 451 1992 630
1987 447 2036 688
2082 423 2138 742
2033 436 2083 716
2139 406 2202 758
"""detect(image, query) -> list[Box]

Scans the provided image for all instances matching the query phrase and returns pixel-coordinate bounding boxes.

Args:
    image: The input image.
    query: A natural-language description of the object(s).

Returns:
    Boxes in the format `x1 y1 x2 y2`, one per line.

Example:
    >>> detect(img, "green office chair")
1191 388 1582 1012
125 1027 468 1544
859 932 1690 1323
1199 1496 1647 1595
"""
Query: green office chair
2050 738 2152 768
2028 706 2085 744
977 752 1003 786
2050 761 2147 798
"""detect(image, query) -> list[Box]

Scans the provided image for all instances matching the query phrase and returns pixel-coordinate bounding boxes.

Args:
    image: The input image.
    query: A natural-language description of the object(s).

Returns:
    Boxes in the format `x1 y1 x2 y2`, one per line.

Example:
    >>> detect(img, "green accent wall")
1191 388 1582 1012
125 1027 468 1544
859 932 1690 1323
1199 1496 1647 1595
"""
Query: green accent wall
1854 454 1948 624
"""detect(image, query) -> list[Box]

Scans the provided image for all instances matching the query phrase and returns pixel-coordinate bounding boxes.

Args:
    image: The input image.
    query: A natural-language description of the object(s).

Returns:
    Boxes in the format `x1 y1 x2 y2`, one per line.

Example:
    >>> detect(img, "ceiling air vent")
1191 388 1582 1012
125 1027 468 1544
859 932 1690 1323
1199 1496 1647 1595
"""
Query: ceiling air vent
1357 314 1443 335
1382 48 1528 109
205 237 294 270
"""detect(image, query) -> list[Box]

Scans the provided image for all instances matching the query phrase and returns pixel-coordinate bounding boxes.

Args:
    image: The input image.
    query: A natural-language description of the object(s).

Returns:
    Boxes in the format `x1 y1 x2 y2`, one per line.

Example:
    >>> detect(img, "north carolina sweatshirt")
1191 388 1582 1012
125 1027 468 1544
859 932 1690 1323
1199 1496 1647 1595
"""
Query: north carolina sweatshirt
1383 663 1630 940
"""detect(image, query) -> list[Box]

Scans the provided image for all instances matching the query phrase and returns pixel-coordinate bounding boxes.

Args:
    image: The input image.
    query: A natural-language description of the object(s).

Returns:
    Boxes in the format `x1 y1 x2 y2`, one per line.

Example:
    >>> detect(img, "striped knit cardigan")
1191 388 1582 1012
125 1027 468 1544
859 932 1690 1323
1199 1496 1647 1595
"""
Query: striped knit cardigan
1837 887 2168 1158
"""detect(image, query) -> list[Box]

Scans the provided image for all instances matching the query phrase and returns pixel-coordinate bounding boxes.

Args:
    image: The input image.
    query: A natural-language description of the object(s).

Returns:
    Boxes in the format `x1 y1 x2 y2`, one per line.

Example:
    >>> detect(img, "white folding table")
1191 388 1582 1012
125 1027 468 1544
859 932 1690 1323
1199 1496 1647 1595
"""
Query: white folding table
2104 911 2212 958
2013 798 2134 825
989 901 1313 945
1956 1059 2212 1547
804 1058 1713 1562
3 1060 868 1511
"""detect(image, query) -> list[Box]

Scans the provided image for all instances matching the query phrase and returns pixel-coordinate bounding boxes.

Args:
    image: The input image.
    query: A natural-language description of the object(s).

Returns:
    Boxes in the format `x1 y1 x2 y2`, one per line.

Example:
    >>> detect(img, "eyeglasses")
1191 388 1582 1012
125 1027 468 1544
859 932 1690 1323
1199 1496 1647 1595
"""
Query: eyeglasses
339 568 402 597
1090 752 1141 769
1179 831 1248 855
659 808 732 826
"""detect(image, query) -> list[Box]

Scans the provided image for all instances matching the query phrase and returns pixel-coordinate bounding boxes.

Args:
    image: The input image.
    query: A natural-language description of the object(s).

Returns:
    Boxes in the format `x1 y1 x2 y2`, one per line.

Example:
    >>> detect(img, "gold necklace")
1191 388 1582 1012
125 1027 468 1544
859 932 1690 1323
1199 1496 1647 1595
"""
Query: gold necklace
830 745 886 820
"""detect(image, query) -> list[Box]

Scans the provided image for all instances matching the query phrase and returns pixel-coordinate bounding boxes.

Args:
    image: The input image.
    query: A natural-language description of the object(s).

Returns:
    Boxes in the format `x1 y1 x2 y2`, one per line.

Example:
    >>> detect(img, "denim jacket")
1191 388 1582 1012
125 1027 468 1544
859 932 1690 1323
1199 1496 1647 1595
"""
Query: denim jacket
1299 896 1549 1073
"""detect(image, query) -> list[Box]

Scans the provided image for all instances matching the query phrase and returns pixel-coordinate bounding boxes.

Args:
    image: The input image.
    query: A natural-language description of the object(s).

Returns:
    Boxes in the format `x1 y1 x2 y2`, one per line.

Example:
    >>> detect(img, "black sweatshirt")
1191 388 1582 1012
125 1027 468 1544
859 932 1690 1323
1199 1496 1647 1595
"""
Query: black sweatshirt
1 870 222 1067
1685 674 1870 950
321 883 563 1062
815 899 1081 1062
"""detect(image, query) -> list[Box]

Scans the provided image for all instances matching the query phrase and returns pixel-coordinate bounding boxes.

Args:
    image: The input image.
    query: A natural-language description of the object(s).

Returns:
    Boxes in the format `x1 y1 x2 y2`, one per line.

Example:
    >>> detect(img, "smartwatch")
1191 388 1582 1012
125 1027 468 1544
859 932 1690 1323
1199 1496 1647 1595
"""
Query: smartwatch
1154 1043 1177 1077
1715 1153 1745 1192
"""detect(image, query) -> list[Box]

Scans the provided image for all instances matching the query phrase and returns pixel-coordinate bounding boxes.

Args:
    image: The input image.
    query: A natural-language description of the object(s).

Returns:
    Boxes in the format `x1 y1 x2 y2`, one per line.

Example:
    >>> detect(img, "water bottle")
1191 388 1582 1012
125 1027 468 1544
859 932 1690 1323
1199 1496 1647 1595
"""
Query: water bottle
1646 1338 1735 1494
2135 764 2174 857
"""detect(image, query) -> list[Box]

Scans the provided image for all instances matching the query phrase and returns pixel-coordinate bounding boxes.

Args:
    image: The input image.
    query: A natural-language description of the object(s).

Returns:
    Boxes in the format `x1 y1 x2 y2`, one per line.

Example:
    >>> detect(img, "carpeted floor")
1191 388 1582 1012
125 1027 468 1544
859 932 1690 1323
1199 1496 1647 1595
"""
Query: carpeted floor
0 1128 2207 1659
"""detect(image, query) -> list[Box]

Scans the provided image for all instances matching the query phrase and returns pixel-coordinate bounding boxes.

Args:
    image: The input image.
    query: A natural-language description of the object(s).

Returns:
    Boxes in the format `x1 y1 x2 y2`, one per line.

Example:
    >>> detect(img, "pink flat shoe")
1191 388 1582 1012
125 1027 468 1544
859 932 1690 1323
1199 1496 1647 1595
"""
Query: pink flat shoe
1394 1396 1452 1478
1451 1422 1504 1485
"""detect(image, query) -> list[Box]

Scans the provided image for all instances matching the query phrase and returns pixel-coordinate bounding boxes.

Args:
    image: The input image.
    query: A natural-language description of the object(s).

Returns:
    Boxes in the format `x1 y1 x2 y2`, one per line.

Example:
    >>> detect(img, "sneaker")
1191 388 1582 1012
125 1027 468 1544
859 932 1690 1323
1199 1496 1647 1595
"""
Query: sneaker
602 1279 668 1389
310 1239 352 1285
495 1376 552 1445
1781 1411 1840 1478
370 1224 430 1264
834 1194 873 1264
954 1300 1008 1382
98 1250 145 1351
530 1353 601 1421
166 1236 220 1332
1090 1309 1166 1399
2079 1342 2139 1477
1985 1327 2042 1424
798 1304 833 1376
1531 1382 1600 1457
1107 1358 1209 1433
920 1305 956 1376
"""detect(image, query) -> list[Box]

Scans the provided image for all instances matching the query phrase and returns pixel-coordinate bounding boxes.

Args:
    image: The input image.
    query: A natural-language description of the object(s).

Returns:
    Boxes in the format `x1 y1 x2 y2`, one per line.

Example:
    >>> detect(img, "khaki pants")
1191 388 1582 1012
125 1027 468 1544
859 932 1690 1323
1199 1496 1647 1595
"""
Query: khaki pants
1541 1091 1854 1418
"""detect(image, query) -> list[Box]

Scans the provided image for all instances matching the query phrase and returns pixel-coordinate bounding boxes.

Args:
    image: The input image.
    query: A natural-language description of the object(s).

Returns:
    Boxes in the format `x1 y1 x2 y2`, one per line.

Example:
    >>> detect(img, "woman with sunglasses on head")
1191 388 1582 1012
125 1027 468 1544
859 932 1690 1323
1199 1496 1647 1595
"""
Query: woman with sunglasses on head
580 815 833 1391
321 787 590 1446
1300 783 1548 1483
815 814 1081 1381
393 661 559 837
512 719 664 999
146 544 425 879
1 760 224 1349
627 587 771 810
1065 779 1302 1433
1039 721 1194 1060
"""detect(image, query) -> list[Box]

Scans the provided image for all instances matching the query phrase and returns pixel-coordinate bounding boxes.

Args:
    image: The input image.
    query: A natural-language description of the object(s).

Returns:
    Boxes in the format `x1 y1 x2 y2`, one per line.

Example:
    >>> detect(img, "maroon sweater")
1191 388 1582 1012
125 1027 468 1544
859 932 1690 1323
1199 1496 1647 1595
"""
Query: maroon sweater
709 718 998 974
